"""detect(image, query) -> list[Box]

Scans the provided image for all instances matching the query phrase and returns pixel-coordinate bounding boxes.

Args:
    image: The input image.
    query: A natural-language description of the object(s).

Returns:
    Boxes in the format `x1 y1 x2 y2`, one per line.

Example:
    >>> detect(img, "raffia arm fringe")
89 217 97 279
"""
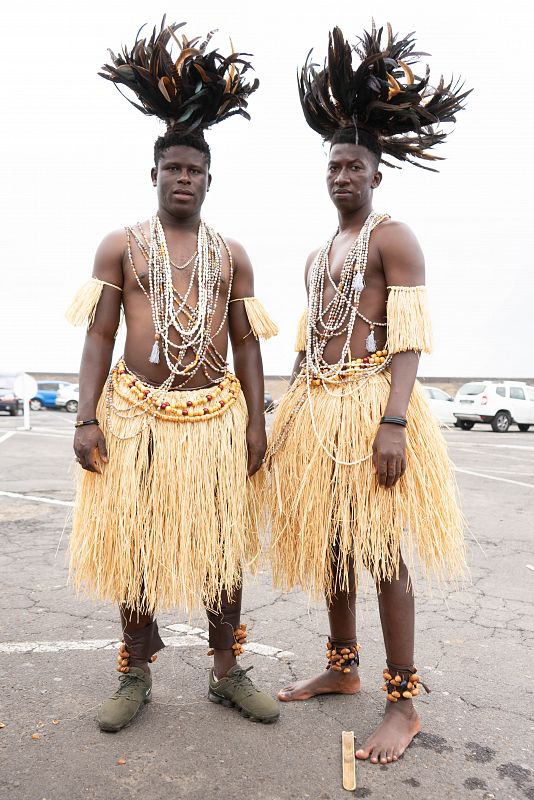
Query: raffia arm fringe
294 309 308 352
386 286 433 354
65 277 122 327
241 297 279 339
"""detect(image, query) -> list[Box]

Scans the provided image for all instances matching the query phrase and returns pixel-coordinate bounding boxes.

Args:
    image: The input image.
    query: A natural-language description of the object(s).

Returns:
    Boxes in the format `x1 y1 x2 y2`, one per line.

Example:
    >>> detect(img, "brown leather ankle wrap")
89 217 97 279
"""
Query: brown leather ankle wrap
123 619 165 663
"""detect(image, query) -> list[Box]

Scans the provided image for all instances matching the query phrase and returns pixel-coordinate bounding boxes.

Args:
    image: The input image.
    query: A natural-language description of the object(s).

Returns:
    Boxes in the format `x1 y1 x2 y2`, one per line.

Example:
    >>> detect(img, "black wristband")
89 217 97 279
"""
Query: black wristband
74 418 100 428
380 415 407 428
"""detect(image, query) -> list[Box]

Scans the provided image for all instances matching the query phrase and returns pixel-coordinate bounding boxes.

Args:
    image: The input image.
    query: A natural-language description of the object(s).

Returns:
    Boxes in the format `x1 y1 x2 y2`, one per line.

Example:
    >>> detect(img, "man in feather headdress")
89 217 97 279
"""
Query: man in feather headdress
267 24 470 763
66 20 279 731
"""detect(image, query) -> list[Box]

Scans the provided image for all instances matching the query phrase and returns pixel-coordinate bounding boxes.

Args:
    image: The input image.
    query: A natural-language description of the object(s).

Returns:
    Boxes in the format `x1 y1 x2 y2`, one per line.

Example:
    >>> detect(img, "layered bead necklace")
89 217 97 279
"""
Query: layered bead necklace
305 211 392 464
105 215 235 439
268 211 392 467
126 215 233 388
306 211 391 383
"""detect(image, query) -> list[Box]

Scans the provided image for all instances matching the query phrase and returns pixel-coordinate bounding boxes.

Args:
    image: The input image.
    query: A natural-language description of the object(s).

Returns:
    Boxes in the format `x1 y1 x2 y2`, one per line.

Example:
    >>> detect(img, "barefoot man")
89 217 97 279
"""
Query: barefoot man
67 20 279 731
267 24 470 763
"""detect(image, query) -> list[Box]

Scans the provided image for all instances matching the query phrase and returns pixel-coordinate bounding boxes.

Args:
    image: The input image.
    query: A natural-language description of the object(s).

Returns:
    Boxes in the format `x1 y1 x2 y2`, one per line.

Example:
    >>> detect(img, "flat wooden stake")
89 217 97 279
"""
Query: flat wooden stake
342 730 356 791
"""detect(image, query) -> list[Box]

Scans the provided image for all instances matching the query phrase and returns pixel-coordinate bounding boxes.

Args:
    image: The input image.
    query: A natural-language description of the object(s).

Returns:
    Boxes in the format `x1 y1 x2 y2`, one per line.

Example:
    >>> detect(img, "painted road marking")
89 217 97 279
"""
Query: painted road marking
0 490 74 507
0 623 293 660
448 441 534 452
13 430 72 440
455 467 534 489
0 432 16 445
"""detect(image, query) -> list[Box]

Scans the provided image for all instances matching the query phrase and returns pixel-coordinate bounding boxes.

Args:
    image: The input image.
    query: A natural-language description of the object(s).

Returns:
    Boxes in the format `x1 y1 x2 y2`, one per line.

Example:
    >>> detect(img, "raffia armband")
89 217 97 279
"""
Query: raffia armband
294 309 308 352
231 297 279 340
65 277 122 327
386 285 433 354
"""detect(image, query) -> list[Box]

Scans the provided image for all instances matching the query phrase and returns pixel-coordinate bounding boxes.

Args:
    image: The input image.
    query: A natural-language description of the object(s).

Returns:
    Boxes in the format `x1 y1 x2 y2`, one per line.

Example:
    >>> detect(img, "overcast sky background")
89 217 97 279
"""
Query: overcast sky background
1 0 532 378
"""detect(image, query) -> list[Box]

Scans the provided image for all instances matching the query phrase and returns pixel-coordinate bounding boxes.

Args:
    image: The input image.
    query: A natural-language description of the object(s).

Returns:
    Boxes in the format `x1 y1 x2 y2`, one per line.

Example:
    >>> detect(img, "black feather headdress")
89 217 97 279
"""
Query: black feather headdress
299 23 471 170
99 17 259 134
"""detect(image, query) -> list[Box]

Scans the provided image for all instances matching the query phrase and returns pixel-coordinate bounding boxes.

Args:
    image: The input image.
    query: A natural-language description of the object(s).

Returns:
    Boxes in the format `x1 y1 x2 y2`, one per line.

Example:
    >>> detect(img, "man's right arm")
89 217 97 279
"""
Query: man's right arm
74 231 125 473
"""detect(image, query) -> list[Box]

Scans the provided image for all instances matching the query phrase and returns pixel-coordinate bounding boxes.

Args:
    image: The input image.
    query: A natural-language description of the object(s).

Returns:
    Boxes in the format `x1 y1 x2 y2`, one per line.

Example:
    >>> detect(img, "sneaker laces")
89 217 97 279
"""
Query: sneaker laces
226 666 258 698
112 672 147 702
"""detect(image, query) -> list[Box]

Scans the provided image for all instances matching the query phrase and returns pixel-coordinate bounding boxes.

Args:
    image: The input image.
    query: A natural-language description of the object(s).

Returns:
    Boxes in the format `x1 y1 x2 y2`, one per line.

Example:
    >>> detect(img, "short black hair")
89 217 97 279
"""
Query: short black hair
154 127 211 168
330 127 382 168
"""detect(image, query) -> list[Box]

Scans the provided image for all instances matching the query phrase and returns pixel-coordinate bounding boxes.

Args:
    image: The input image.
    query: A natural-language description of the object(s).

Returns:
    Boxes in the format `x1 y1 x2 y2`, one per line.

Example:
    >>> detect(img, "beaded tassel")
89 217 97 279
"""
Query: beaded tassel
354 272 365 293
365 325 377 353
149 336 160 364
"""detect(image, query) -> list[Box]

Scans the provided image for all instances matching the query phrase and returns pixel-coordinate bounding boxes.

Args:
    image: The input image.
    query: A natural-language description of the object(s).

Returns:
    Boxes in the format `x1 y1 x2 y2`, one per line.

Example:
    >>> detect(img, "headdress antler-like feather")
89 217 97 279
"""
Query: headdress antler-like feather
299 23 471 169
99 16 259 132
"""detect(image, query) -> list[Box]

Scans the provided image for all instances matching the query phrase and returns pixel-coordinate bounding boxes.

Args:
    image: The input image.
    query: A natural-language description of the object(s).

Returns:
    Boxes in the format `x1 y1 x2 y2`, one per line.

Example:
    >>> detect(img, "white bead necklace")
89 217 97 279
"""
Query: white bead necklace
306 211 392 465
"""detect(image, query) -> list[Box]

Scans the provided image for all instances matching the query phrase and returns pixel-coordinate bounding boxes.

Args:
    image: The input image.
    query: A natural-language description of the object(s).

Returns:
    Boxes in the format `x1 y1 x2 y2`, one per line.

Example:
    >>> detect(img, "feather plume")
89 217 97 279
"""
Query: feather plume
99 16 259 132
298 23 471 169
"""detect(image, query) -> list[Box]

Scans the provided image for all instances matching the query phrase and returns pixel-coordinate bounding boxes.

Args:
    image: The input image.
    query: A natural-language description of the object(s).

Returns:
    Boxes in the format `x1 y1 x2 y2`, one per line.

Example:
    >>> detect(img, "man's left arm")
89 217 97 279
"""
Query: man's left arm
373 222 427 488
227 240 267 477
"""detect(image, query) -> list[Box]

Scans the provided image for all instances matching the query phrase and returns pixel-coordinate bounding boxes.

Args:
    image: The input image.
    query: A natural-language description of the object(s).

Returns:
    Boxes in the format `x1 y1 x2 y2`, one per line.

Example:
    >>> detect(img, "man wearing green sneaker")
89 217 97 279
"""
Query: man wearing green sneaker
67 21 279 731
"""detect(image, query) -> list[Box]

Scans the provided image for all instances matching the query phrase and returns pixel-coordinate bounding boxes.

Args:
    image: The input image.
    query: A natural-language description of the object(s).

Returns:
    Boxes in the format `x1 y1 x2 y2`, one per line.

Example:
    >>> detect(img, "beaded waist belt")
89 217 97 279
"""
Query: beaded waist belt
108 359 241 424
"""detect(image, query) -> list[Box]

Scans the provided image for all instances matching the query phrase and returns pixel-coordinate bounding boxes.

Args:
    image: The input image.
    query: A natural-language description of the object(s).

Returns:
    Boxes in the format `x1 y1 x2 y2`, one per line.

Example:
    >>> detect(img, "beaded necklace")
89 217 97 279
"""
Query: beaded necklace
106 216 235 439
125 215 233 388
268 212 392 468
305 211 391 464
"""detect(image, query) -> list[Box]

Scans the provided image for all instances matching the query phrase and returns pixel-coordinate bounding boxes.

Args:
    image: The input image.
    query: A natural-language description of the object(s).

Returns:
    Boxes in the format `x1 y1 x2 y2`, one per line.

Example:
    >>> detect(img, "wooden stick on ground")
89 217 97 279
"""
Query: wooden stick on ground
342 730 356 791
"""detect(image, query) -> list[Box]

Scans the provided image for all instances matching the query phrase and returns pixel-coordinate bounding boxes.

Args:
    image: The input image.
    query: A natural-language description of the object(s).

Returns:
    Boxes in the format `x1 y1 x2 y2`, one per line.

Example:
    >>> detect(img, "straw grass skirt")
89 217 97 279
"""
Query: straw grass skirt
268 373 465 599
69 371 263 615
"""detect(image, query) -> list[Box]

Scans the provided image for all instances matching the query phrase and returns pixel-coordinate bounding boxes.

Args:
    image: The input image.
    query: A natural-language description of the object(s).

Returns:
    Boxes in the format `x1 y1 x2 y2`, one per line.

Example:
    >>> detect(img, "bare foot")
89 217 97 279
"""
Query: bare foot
278 669 361 702
355 701 421 764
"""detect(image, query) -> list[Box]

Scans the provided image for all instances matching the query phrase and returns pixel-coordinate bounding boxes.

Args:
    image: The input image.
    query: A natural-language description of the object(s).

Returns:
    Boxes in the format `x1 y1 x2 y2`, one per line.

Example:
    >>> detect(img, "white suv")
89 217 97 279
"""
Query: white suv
55 384 79 413
454 381 534 432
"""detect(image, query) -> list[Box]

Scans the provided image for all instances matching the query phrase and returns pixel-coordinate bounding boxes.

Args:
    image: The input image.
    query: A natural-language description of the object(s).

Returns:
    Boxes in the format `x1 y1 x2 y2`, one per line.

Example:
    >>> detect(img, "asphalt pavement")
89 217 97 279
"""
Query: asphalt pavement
0 409 533 800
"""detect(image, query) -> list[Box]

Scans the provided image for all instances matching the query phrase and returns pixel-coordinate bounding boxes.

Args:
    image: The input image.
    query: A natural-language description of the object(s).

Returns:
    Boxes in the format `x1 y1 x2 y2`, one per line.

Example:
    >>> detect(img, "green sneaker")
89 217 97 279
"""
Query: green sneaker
208 665 280 724
97 667 152 732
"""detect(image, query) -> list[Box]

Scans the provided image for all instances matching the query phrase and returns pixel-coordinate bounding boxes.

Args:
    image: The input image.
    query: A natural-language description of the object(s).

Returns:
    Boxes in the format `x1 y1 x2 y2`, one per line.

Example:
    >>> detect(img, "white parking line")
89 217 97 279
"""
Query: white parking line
0 623 293 660
454 467 534 489
0 490 74 507
14 430 72 440
451 441 534 452
0 431 16 445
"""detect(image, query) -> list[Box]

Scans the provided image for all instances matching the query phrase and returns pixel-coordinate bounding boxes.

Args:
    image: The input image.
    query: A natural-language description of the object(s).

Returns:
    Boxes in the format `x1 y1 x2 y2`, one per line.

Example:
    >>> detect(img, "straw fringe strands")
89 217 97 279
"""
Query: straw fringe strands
65 278 122 328
386 286 433 354
69 380 264 615
294 309 308 352
241 297 279 340
269 373 466 600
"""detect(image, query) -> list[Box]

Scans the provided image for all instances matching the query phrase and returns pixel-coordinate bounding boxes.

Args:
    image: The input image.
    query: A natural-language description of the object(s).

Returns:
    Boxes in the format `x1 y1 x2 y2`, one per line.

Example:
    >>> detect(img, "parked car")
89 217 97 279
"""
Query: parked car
30 381 73 411
454 381 534 432
422 386 456 425
0 381 23 416
55 384 79 413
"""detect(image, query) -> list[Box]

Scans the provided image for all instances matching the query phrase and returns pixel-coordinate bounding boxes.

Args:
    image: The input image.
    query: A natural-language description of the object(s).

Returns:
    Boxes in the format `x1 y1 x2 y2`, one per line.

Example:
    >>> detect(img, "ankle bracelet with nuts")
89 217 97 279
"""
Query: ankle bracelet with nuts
382 664 430 702
326 639 361 673
207 623 248 657
116 641 158 673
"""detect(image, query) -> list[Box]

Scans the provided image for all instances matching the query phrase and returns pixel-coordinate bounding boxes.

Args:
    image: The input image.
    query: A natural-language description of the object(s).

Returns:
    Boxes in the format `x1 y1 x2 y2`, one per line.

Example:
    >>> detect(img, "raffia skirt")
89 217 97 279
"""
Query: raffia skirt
268 373 466 600
69 363 263 614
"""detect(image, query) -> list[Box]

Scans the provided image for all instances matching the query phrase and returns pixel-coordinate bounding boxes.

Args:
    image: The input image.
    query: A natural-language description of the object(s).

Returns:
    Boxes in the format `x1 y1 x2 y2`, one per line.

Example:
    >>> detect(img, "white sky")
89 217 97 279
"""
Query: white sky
1 0 533 378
